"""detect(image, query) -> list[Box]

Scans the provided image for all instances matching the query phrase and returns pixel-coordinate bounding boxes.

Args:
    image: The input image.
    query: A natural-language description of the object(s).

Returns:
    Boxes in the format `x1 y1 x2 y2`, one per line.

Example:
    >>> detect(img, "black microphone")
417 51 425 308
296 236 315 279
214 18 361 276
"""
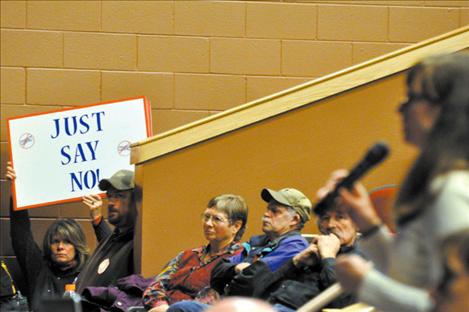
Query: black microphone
313 142 390 215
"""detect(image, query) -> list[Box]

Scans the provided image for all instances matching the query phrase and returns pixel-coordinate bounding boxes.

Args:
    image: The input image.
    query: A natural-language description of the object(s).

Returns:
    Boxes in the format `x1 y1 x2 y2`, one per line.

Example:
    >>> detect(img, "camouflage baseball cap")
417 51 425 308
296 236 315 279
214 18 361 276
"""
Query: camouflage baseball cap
99 170 135 191
261 188 312 222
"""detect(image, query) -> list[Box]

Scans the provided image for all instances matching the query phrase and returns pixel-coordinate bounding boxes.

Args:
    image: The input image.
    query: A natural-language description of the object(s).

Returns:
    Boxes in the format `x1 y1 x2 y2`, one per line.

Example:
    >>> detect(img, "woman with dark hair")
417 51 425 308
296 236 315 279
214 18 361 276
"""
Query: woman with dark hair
320 53 469 311
142 194 248 312
6 163 90 311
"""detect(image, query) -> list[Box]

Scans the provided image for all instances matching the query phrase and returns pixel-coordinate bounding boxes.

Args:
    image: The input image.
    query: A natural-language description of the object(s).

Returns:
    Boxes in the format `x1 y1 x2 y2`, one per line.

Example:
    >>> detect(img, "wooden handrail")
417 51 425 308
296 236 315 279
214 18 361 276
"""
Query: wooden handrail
131 26 469 165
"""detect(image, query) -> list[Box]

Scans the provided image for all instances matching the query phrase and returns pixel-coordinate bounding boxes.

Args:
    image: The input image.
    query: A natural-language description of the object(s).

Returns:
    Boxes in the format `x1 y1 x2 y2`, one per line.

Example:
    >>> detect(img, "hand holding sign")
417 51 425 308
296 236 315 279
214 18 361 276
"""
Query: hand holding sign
8 97 152 210
5 162 16 181
82 194 103 220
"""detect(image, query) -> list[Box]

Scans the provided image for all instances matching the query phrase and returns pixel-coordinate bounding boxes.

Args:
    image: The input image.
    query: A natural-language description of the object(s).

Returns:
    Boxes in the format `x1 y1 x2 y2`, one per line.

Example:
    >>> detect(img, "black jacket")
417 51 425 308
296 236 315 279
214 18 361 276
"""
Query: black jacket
10 204 78 311
76 222 135 294
218 242 362 310
210 231 307 296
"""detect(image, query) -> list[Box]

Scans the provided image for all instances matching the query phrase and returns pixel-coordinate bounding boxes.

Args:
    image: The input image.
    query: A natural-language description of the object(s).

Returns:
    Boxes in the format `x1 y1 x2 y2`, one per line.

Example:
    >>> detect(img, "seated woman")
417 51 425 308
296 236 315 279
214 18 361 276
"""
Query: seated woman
142 194 248 312
6 162 89 311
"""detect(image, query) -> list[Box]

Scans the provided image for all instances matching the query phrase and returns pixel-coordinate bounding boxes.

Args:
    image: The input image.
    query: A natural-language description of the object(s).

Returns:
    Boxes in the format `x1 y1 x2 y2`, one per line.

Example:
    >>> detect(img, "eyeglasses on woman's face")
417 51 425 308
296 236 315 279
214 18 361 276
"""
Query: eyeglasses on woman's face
398 93 431 113
201 213 228 225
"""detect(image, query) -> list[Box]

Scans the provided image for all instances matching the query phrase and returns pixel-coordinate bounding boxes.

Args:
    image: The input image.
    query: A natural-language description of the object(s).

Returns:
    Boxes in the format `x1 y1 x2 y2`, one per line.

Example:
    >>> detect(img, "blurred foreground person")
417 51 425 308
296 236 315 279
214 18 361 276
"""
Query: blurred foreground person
433 229 469 312
332 53 469 311
6 162 89 311
205 297 275 312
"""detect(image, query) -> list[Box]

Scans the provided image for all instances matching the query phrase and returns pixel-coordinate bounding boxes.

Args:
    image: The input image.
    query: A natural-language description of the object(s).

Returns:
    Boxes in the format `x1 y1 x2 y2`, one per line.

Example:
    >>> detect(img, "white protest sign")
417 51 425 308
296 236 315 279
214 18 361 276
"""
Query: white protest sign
8 97 152 210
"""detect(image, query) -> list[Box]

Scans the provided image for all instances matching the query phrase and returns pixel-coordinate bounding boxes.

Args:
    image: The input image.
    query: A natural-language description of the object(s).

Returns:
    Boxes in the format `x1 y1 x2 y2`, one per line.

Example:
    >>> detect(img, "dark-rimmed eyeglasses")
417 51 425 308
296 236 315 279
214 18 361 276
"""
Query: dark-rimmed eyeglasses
399 93 432 112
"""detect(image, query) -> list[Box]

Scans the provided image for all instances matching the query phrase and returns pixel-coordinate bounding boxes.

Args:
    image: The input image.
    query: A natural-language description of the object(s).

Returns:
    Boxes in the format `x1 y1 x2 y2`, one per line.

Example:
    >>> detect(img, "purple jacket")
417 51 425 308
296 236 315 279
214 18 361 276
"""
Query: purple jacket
82 274 153 312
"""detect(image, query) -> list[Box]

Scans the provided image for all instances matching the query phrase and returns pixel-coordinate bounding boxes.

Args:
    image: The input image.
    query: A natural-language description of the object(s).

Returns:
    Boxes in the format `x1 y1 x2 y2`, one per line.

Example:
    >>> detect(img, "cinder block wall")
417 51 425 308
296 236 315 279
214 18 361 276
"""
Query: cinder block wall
1 0 468 286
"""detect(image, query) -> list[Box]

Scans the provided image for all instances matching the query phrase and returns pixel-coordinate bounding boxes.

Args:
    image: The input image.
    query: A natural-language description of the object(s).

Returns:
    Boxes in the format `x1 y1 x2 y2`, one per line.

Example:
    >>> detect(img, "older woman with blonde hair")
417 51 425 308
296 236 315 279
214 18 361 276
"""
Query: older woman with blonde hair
143 194 248 312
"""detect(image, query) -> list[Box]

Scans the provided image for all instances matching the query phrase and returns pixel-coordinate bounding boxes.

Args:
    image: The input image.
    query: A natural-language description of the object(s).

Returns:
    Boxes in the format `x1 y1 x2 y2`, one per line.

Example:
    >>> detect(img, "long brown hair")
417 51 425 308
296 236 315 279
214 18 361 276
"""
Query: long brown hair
43 218 89 271
396 53 469 226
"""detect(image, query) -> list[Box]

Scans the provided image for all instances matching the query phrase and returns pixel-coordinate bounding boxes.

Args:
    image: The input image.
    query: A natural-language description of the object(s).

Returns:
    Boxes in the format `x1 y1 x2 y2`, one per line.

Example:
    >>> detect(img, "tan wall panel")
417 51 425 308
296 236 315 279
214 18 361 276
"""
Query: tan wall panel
0 30 63 67
0 181 11 217
0 143 10 183
0 1 26 28
27 68 100 106
152 109 212 135
27 0 100 31
246 76 310 102
425 1 469 7
318 4 388 41
282 40 352 77
299 1 424 4
461 8 469 25
64 33 137 70
389 7 460 42
26 206 59 218
139 73 417 276
352 43 410 64
0 104 61 141
101 71 174 109
138 36 209 73
102 1 173 34
1 67 25 104
0 220 52 256
246 3 317 39
211 38 281 75
174 74 246 111
174 1 245 37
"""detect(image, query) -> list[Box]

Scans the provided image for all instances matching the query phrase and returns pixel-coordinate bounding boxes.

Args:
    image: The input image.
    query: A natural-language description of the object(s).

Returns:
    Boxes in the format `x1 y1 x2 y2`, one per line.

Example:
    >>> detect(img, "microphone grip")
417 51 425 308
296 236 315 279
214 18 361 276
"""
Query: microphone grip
313 142 389 215
314 162 367 214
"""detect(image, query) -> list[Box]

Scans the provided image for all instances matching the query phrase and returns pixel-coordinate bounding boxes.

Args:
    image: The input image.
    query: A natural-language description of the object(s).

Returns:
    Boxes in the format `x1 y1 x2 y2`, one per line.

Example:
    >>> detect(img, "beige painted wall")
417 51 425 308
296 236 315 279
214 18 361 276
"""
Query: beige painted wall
1 0 468 284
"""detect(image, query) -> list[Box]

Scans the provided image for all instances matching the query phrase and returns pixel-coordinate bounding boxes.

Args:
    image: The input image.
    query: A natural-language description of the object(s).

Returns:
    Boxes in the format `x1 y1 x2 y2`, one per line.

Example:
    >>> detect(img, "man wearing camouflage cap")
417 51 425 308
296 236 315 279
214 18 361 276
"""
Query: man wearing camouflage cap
76 169 137 294
211 187 312 293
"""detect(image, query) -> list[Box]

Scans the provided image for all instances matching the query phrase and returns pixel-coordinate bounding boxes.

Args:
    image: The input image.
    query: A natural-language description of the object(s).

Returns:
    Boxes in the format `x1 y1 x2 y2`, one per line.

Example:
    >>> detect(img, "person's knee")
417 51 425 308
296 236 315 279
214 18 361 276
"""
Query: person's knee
167 301 208 312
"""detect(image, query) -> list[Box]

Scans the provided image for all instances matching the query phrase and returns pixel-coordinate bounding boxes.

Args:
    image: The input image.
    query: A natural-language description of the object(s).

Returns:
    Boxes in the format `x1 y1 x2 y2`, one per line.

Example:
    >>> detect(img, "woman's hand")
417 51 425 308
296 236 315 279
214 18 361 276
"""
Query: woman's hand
339 182 382 232
318 169 382 232
5 161 16 181
82 194 103 220
335 254 372 293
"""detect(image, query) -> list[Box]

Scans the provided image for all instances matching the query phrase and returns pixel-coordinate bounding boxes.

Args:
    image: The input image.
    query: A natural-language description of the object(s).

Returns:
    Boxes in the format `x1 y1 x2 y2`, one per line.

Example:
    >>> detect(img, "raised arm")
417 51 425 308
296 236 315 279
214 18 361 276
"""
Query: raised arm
82 194 112 242
6 162 43 298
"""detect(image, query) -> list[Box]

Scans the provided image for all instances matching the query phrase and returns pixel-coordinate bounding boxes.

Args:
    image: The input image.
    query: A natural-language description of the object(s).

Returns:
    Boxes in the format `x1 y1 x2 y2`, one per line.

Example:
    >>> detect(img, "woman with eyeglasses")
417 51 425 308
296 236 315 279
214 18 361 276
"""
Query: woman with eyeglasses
142 194 248 312
320 53 469 312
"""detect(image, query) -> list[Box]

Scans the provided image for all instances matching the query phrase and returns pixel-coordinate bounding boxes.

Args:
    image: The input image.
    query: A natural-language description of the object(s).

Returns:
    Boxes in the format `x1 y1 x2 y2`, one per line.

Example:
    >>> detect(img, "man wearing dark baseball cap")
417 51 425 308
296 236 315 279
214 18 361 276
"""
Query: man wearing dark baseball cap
76 169 137 294
208 187 312 299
